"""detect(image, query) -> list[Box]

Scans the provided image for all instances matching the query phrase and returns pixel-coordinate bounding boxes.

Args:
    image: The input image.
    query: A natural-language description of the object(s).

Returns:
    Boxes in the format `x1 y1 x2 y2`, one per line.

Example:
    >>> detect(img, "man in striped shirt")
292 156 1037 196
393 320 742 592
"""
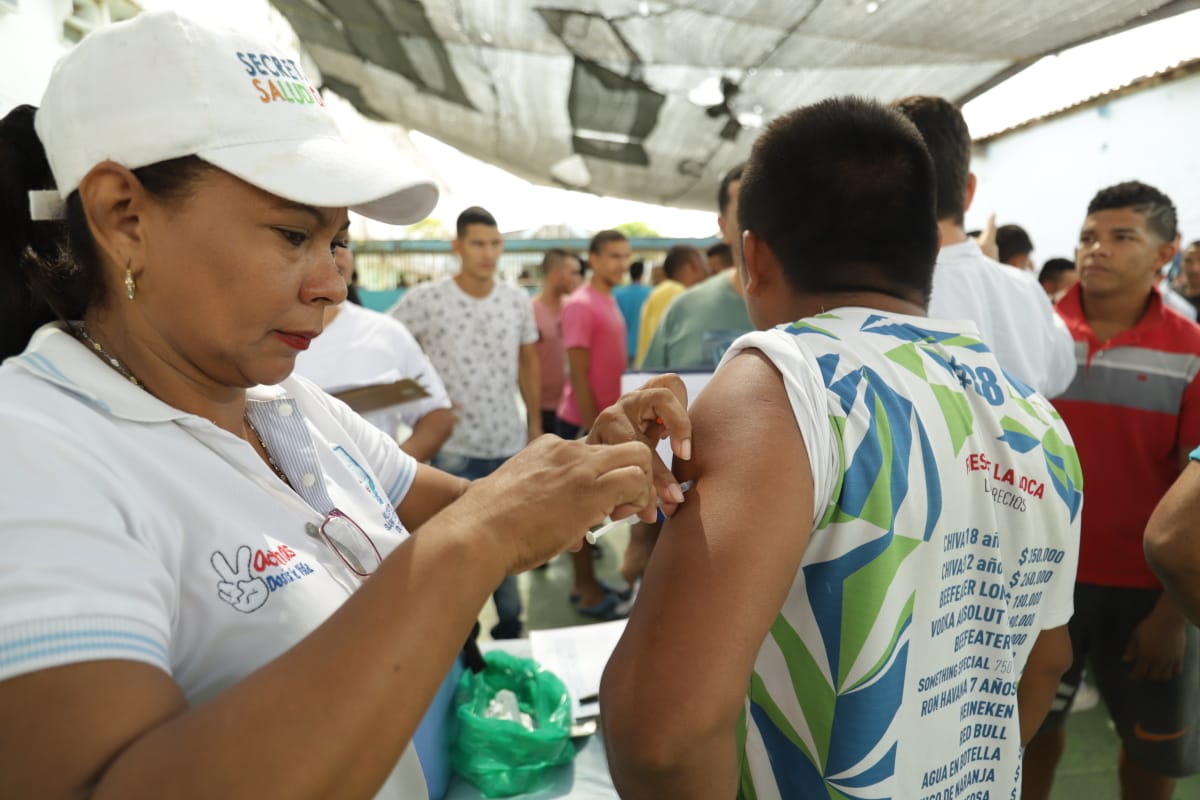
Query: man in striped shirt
1024 181 1200 800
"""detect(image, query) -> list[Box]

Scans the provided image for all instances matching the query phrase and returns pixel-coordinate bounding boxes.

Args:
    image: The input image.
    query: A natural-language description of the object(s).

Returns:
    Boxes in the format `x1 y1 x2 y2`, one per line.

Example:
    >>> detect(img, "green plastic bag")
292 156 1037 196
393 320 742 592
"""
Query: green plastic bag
451 650 576 797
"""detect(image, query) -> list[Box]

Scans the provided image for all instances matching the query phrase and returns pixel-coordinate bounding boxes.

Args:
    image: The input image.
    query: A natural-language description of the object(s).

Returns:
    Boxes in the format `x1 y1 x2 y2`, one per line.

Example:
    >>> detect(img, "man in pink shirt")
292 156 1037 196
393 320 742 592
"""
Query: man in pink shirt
557 230 632 438
557 230 632 618
531 249 583 435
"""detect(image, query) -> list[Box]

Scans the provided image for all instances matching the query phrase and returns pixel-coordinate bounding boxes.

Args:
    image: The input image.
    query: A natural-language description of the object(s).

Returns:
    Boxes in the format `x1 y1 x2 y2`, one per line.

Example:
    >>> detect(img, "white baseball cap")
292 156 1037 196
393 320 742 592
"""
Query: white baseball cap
33 10 437 225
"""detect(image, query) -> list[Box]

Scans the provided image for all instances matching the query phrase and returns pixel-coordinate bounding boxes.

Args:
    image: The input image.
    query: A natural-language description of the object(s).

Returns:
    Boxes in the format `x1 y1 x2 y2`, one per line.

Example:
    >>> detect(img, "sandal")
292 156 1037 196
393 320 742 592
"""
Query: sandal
569 580 632 605
575 589 629 621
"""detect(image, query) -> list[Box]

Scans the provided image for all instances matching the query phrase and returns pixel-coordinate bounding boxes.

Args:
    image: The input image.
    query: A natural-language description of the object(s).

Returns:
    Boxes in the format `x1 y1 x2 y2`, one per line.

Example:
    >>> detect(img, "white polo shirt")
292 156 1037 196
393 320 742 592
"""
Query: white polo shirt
0 324 426 799
294 301 453 438
930 239 1076 398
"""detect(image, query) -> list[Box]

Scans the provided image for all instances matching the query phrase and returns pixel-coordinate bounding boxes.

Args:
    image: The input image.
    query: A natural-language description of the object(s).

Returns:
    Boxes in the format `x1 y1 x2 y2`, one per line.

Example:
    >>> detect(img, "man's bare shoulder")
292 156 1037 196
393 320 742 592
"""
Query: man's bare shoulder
675 347 800 486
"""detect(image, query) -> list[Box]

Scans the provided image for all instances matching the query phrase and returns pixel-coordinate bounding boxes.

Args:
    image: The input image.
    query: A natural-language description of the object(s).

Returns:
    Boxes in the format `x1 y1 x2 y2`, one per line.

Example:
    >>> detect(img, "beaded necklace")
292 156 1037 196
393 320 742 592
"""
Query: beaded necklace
71 324 292 487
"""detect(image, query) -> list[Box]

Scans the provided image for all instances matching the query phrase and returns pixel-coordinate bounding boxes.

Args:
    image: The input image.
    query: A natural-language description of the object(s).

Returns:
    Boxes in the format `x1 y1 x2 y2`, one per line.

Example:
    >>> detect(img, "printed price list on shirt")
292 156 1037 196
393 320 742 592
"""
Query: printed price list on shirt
914 526 1065 800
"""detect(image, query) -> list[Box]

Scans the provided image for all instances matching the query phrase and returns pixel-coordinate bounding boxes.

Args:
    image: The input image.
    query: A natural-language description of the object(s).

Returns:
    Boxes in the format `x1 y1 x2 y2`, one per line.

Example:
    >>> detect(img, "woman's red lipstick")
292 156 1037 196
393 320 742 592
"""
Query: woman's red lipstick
275 331 315 350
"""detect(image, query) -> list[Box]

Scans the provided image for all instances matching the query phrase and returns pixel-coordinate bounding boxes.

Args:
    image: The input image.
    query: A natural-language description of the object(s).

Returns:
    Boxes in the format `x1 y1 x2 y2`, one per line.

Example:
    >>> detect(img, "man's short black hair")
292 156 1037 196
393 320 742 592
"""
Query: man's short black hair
1039 258 1075 285
706 242 733 269
738 96 939 301
457 206 498 237
996 224 1034 264
717 162 744 216
629 259 645 282
662 245 702 280
540 248 576 275
1086 181 1178 242
891 96 971 226
589 229 627 254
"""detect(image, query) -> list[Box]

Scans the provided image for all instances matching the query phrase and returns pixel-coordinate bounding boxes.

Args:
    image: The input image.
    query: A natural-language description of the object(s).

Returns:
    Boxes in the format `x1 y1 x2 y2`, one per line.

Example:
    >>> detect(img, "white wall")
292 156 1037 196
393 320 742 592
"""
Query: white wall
0 0 72 111
967 71 1200 264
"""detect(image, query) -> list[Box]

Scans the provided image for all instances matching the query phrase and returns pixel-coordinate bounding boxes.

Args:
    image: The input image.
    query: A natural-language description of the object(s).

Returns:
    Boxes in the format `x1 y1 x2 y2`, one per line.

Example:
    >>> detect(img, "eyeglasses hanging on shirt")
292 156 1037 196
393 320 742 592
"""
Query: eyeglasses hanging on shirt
306 509 383 577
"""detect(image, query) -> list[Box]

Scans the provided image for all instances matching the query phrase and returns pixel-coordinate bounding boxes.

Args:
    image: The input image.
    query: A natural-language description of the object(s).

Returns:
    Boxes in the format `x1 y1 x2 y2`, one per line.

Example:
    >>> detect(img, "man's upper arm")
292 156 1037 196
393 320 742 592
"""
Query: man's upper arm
565 346 590 382
1024 624 1072 672
1146 460 1200 624
518 343 541 392
518 342 539 366
603 349 816 745
1016 624 1072 744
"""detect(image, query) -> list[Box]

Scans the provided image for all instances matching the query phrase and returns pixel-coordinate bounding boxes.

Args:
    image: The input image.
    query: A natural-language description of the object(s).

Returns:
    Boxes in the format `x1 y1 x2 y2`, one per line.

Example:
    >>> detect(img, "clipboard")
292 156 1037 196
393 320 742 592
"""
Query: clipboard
331 378 430 414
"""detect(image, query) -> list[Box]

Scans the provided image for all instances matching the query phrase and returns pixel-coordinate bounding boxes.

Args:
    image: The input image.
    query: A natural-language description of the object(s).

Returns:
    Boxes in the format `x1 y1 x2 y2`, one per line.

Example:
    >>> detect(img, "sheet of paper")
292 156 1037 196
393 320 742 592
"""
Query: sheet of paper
529 619 628 721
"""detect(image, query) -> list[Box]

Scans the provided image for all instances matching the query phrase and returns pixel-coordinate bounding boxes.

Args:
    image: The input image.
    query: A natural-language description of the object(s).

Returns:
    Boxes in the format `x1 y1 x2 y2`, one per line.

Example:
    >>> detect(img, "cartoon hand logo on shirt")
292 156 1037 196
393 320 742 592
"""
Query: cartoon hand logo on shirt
211 546 269 613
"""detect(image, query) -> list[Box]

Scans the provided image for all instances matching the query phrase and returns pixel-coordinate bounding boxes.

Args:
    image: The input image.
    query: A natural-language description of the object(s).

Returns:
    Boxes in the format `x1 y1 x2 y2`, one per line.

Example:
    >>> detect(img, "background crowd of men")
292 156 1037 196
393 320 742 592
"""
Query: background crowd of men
290 92 1200 799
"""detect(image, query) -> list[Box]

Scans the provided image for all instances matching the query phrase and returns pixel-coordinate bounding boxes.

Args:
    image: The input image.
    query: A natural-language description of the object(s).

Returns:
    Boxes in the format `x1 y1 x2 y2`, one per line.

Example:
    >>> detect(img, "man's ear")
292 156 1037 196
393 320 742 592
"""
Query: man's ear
742 230 775 297
963 172 977 214
1154 238 1179 273
76 161 148 272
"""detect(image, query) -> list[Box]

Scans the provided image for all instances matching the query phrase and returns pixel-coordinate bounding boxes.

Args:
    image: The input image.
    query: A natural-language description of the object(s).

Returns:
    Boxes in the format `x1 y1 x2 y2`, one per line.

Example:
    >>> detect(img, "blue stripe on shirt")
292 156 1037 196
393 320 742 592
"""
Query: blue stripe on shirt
0 629 168 670
387 456 417 506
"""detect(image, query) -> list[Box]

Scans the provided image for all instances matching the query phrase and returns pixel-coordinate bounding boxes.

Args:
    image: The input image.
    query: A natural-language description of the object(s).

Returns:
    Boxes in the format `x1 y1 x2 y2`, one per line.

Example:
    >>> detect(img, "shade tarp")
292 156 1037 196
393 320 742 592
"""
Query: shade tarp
272 0 1199 209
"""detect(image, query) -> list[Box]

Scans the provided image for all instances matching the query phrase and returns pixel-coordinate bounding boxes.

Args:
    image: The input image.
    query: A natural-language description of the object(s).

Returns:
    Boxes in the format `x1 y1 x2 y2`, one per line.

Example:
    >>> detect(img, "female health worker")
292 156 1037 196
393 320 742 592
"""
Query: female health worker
0 11 691 799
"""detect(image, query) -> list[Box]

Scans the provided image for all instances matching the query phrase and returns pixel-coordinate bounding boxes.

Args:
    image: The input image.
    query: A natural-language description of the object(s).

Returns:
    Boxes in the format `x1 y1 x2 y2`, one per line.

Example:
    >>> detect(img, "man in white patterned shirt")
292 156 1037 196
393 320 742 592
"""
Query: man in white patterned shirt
389 206 541 638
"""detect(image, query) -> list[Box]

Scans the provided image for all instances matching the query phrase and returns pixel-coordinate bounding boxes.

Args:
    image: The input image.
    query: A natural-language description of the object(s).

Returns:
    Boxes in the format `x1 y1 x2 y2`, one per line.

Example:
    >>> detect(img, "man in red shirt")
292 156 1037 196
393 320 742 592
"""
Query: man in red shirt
1024 181 1200 800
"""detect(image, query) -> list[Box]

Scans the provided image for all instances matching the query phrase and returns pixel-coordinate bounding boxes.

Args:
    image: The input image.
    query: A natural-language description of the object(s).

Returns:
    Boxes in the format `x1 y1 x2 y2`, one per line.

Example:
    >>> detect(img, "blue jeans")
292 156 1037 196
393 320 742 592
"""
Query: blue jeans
430 450 522 637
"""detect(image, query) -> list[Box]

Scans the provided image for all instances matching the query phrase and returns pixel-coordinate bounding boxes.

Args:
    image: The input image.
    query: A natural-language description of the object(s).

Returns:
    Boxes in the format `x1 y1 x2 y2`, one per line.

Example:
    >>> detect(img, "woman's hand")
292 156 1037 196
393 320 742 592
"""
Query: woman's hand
442 374 692 574
455 435 658 574
588 373 692 521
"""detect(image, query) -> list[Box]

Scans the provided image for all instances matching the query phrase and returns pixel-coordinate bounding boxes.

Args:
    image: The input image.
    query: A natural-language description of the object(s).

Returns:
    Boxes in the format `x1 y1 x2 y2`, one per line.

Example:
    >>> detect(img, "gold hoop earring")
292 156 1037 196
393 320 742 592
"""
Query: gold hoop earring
124 267 136 301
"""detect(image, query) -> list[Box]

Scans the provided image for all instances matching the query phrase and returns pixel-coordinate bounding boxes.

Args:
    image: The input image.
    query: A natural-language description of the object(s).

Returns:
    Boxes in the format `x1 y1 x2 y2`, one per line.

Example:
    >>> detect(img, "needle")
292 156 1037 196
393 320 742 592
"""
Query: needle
585 480 694 544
